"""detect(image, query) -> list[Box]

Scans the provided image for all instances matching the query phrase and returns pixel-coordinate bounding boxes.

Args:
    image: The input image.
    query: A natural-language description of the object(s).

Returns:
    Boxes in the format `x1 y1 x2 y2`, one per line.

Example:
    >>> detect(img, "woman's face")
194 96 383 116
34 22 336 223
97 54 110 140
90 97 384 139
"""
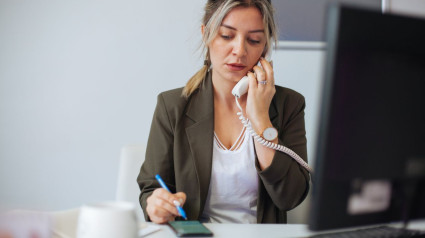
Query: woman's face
208 6 267 84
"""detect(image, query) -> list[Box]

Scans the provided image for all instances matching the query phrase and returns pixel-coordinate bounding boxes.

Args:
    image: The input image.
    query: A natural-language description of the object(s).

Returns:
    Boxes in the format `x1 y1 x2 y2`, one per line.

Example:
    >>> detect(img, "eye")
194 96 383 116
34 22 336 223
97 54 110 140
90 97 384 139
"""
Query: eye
248 39 261 44
221 34 232 40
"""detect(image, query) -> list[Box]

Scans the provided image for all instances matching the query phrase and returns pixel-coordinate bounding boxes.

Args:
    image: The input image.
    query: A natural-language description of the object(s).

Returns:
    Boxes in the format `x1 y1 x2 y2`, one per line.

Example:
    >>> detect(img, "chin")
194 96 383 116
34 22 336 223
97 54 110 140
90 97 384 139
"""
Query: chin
215 69 245 84
228 72 246 82
226 76 242 85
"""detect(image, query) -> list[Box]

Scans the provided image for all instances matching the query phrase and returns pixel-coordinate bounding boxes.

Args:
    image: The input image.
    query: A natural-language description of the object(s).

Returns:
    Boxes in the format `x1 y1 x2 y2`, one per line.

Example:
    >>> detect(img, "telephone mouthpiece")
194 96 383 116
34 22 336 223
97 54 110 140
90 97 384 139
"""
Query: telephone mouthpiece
232 76 249 98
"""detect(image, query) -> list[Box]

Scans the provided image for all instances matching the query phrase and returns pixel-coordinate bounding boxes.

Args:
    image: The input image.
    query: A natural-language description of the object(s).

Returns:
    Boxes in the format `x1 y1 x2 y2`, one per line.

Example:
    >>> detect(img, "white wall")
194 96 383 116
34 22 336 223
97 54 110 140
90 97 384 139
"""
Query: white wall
386 0 425 18
0 0 205 210
0 0 326 223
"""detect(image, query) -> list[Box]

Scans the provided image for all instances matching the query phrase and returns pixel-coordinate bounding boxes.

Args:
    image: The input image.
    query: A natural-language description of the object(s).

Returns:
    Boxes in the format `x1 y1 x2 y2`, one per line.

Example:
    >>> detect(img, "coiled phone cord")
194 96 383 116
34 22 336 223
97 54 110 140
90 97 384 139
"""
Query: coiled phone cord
235 97 313 174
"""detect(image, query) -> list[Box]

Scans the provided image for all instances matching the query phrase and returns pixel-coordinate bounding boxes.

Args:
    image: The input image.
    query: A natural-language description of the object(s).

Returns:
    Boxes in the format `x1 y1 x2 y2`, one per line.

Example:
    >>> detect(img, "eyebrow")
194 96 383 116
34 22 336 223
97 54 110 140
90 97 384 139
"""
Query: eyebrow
221 24 264 33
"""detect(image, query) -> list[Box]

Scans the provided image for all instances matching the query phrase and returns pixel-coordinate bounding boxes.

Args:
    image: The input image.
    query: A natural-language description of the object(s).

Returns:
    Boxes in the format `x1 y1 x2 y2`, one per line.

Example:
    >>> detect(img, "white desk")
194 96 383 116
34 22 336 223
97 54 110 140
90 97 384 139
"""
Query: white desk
145 220 425 238
6 209 425 237
146 223 313 238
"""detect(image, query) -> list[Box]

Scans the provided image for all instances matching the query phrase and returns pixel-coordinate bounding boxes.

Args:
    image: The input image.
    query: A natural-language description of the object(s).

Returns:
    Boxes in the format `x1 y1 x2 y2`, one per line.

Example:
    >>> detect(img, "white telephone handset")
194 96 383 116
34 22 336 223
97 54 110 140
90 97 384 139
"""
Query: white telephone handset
232 76 249 98
232 75 313 173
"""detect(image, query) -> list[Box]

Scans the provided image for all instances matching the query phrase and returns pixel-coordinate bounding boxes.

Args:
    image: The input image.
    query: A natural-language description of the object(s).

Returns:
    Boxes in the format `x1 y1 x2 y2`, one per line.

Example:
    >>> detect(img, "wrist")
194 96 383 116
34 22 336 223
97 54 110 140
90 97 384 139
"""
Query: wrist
251 118 278 142
259 126 278 141
251 117 272 135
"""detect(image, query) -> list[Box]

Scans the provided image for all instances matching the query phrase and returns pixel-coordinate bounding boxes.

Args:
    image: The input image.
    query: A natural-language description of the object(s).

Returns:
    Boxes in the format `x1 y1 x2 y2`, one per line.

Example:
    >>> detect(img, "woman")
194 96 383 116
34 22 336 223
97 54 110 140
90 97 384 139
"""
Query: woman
137 0 310 224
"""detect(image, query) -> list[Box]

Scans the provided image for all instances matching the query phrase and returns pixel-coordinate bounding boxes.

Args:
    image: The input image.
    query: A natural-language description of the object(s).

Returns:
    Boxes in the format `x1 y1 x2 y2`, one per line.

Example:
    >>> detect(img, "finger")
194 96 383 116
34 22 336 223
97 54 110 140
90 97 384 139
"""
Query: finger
259 58 274 85
157 189 188 217
151 212 174 224
148 204 172 220
146 201 175 224
153 188 173 202
252 65 266 82
174 192 187 206
154 189 187 218
164 193 184 209
156 196 181 216
154 188 178 203
152 189 181 216
247 71 258 91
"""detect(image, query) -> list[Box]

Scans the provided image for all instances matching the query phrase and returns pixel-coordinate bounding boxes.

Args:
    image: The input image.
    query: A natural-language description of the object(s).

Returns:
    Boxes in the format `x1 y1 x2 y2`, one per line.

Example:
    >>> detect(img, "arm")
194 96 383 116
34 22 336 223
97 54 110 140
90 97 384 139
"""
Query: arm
245 58 309 211
137 93 186 223
256 94 310 210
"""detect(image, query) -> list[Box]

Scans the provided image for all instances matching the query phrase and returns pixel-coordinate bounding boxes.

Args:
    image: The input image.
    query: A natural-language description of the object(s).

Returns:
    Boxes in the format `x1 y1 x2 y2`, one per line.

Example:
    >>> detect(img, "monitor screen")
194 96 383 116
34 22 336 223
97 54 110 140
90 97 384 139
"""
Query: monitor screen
309 4 425 231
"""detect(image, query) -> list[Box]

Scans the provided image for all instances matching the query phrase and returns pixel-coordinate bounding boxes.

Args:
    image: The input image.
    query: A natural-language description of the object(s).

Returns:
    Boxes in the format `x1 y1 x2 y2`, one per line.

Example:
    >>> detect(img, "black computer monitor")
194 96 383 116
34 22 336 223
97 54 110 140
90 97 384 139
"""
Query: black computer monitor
309 4 425 231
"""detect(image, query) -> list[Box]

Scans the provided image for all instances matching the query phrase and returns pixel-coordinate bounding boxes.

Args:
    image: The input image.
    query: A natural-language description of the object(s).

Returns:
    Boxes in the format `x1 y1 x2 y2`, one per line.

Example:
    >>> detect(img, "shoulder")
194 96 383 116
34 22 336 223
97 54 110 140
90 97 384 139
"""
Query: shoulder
157 87 187 107
155 87 190 121
158 87 184 100
274 85 305 107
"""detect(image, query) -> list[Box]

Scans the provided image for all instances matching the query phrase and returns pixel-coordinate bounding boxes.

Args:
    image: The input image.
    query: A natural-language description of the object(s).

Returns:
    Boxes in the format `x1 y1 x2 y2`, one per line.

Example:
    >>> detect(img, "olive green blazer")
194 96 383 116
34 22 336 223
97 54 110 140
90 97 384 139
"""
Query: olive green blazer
137 72 310 223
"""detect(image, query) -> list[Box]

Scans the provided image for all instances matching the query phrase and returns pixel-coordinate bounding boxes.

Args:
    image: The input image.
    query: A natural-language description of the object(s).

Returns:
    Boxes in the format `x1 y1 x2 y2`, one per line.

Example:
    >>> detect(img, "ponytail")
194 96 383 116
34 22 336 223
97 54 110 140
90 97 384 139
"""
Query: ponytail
182 60 210 97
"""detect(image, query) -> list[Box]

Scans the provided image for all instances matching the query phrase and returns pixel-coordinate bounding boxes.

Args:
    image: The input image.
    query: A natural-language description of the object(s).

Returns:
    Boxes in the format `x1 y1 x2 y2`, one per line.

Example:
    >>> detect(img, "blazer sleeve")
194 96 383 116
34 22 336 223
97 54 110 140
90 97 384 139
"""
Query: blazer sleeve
137 93 176 221
255 92 310 211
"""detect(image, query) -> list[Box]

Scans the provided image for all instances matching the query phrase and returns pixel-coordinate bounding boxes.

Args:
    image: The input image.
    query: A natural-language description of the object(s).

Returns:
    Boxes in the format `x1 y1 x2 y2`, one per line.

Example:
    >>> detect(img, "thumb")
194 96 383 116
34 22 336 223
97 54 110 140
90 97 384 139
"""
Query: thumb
175 192 187 206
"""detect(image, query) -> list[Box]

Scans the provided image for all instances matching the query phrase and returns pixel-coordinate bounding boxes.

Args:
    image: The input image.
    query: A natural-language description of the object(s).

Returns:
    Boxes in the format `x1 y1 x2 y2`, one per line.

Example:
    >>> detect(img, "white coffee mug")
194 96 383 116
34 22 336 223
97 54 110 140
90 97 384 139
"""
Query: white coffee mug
76 201 138 238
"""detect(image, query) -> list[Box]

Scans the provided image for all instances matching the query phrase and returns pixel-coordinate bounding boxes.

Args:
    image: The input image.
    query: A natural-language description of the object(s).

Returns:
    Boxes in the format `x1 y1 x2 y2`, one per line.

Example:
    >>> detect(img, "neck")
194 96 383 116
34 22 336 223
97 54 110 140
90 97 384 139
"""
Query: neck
212 71 246 106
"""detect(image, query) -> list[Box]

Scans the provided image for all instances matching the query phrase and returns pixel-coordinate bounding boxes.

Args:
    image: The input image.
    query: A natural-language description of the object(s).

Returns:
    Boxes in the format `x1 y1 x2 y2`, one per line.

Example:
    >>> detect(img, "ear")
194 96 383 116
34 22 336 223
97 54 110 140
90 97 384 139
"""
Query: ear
201 24 206 36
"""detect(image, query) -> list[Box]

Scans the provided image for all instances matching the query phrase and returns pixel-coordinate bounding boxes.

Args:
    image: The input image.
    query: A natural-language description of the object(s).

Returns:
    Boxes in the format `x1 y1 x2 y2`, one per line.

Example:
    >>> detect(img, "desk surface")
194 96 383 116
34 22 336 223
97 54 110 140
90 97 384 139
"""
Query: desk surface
145 220 425 238
147 223 312 238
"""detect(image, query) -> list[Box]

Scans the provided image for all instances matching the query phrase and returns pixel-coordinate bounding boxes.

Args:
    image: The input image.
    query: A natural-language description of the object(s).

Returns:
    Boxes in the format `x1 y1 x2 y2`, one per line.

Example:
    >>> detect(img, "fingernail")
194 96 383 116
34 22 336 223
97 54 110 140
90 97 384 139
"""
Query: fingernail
173 200 181 206
179 198 183 204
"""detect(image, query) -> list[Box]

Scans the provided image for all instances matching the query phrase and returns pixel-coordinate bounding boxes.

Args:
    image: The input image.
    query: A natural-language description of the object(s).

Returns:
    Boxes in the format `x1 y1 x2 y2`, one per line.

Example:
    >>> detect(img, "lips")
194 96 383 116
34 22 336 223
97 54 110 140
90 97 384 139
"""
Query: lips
227 63 246 71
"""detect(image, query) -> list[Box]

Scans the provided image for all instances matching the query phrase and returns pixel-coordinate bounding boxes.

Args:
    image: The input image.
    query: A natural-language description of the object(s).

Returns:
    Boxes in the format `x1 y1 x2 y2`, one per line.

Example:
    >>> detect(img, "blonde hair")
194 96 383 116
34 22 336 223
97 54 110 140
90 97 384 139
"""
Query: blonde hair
182 0 278 97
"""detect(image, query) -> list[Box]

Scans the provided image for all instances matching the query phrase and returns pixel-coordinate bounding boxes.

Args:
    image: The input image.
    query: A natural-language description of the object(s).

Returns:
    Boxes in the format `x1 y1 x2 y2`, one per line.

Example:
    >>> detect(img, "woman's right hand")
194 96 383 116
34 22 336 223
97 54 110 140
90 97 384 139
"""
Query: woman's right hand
146 188 187 224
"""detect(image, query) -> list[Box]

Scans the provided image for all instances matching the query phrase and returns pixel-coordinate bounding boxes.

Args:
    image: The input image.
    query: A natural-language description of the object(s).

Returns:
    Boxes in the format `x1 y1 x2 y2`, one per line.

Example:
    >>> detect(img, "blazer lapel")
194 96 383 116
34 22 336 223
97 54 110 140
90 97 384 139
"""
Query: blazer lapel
185 72 214 218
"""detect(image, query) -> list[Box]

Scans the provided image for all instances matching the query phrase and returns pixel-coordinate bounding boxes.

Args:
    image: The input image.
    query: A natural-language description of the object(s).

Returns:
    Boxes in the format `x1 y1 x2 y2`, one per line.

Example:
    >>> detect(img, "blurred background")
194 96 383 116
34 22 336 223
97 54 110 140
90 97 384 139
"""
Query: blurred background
1 0 424 223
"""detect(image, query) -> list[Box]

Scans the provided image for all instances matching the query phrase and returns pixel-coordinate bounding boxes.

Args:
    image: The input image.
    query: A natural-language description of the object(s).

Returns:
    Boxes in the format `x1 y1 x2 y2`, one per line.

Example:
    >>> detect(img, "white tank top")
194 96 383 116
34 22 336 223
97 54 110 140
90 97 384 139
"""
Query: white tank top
201 128 258 223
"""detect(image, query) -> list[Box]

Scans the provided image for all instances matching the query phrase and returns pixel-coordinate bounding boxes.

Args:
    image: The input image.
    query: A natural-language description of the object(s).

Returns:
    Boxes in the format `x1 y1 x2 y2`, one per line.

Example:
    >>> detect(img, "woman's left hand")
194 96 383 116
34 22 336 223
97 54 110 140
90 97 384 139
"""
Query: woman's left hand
245 57 276 134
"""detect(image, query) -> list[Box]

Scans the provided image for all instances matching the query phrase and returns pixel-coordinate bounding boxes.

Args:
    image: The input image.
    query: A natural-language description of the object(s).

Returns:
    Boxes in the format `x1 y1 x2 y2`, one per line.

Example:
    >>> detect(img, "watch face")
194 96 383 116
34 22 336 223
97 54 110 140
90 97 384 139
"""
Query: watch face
263 127 278 141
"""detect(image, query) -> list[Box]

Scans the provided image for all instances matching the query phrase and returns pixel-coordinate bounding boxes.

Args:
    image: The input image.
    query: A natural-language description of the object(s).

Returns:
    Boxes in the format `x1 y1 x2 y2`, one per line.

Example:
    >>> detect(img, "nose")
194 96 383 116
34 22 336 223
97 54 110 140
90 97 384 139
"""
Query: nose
232 37 247 57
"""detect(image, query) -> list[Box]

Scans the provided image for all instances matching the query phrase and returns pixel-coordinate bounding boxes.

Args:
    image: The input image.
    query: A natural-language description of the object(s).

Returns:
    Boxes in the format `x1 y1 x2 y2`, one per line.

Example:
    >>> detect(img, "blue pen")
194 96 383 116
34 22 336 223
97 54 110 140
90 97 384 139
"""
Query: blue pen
155 174 187 220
